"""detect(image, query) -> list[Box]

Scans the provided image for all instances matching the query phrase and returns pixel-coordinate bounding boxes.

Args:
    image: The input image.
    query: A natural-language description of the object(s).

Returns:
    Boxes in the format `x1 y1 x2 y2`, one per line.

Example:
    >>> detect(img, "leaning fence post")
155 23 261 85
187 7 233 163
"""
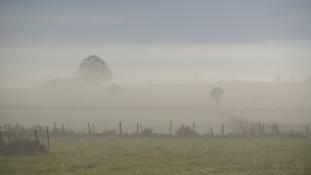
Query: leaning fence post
119 121 122 136
46 126 50 152
136 123 139 135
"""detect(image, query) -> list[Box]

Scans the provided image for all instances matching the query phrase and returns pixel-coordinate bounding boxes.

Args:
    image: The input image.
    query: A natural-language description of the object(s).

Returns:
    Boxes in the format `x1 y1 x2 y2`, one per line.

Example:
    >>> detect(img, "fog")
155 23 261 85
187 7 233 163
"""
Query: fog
1 0 311 134
1 79 310 134
1 43 310 135
1 41 311 89
1 1 311 174
1 43 311 134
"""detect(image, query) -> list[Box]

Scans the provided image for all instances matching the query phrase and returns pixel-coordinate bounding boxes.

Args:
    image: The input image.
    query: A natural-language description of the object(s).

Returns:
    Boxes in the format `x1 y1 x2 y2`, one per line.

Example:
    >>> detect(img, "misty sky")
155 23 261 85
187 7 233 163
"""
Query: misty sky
0 0 311 88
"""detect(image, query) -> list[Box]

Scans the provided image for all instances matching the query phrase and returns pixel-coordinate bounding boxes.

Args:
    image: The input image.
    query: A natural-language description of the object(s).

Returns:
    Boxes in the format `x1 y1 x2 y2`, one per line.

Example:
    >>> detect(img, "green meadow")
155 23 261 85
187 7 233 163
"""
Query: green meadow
1 137 310 175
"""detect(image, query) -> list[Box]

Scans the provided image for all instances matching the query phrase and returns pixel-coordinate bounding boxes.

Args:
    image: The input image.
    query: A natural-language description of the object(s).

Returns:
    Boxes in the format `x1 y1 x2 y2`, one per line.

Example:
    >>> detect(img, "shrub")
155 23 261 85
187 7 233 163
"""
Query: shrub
175 126 198 137
1 139 47 155
142 128 155 136
102 129 117 136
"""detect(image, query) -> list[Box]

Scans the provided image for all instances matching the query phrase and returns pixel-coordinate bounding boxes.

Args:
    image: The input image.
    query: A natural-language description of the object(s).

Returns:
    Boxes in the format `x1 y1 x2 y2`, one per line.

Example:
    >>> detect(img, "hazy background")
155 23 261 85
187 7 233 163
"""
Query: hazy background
0 0 311 134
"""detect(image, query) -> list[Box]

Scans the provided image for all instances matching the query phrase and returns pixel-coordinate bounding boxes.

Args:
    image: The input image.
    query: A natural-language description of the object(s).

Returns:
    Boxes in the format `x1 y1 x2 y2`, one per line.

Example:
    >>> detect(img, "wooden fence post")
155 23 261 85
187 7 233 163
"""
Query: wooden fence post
250 122 254 137
88 122 91 135
53 121 56 133
136 123 139 135
140 123 143 134
274 123 279 136
210 128 214 137
169 120 172 135
7 133 11 144
0 131 3 152
221 124 225 137
34 129 39 145
192 121 196 133
258 122 262 136
92 122 95 134
119 121 122 136
242 125 246 137
0 131 2 144
61 122 64 134
46 126 50 152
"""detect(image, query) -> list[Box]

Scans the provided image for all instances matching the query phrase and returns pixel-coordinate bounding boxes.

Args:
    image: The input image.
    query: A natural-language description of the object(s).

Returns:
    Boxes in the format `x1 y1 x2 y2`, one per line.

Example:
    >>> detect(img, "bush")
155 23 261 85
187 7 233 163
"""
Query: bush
175 126 198 137
1 139 47 155
142 128 155 136
102 129 117 136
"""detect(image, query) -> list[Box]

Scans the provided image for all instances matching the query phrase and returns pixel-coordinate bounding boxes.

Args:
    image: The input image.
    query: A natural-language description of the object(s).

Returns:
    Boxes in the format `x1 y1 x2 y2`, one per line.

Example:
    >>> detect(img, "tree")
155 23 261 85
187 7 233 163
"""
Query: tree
209 87 224 104
305 75 311 83
78 55 112 85
108 83 123 95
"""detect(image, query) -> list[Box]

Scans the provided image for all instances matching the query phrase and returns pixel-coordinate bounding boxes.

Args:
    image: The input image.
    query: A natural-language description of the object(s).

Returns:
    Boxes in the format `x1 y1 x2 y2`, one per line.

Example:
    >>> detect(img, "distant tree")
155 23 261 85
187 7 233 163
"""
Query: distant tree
305 76 311 83
78 55 112 86
40 78 82 89
209 87 224 104
290 75 296 83
275 76 282 82
108 83 123 95
146 81 153 88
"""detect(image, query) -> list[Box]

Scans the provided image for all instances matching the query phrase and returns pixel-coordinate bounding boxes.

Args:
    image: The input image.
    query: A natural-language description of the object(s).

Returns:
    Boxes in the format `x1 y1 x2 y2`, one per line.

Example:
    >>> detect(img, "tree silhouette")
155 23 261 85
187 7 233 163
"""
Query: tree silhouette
305 75 311 83
109 83 123 95
78 55 112 85
210 87 224 104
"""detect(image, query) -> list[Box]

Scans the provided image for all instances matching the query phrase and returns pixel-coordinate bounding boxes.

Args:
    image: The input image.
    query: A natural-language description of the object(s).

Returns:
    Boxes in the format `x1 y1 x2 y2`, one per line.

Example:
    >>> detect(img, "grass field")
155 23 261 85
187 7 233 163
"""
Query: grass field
1 137 311 175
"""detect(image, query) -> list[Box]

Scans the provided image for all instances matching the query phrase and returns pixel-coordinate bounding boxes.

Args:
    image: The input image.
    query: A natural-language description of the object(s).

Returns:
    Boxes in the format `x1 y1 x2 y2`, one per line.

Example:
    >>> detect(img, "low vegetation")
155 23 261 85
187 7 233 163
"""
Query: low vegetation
0 137 310 175
1 139 47 155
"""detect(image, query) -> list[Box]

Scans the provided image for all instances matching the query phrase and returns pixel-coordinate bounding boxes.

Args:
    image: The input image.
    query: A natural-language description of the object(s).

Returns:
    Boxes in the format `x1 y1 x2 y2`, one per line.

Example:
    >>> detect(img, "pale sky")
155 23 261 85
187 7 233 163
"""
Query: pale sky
0 0 311 88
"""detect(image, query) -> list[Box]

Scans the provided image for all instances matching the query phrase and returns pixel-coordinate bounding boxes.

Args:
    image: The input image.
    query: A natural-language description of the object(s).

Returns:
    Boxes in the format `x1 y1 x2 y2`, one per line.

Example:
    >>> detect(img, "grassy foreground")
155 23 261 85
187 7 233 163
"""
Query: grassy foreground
1 137 311 175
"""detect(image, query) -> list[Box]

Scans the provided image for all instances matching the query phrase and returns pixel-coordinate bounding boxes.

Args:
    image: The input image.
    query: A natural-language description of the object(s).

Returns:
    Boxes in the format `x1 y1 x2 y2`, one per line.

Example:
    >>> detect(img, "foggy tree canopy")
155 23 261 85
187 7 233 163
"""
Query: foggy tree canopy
210 87 224 104
305 75 311 83
78 55 112 86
